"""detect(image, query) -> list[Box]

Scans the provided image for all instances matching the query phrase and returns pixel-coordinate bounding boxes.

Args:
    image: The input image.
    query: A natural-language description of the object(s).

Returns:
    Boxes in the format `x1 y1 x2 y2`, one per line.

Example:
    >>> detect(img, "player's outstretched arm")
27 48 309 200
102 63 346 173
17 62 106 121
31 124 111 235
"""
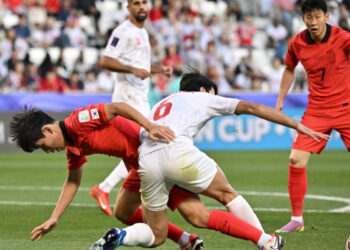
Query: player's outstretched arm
105 102 175 142
30 167 83 241
275 66 295 111
235 101 330 142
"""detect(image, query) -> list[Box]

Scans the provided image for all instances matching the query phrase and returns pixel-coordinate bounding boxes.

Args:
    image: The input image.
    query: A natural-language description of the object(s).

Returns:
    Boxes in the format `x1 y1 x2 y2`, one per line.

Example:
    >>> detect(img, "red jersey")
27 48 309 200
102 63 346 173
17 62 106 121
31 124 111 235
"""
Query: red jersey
285 24 350 113
61 103 141 170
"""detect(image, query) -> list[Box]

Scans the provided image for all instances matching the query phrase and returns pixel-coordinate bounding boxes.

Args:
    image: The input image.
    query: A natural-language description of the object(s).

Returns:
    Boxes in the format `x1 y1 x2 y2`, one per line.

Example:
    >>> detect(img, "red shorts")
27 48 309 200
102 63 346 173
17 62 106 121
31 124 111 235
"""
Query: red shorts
292 107 350 153
122 169 194 211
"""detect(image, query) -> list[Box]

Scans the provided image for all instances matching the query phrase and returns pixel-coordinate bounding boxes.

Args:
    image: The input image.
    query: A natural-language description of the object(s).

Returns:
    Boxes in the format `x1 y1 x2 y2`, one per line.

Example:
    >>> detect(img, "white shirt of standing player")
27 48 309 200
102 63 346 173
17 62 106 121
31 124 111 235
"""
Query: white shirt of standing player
103 20 151 111
139 91 240 156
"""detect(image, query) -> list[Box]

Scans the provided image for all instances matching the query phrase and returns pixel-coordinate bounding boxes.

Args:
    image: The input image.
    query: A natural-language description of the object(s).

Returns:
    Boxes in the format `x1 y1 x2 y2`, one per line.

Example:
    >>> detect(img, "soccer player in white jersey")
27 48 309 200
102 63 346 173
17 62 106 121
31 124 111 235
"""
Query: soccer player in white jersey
91 72 329 250
90 0 172 216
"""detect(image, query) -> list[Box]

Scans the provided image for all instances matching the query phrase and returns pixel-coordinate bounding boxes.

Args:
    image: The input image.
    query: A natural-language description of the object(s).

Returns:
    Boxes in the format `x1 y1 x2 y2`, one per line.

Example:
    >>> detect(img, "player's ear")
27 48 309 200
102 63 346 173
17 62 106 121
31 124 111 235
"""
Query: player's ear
324 12 329 22
42 125 53 135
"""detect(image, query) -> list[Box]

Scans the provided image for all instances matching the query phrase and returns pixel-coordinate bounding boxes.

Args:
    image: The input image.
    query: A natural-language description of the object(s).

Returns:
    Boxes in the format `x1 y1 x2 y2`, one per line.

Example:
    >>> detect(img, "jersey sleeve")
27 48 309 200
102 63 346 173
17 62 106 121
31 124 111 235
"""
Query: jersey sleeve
71 103 110 132
201 94 240 117
66 145 87 170
340 29 350 52
102 27 128 60
284 38 299 68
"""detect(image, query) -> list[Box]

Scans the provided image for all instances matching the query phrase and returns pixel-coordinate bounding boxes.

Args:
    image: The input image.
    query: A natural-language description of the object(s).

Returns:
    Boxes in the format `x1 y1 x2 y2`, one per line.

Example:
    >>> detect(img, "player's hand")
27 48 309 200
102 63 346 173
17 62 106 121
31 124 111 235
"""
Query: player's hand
30 218 58 241
161 66 173 77
148 124 175 142
296 123 330 142
275 102 284 111
131 68 151 79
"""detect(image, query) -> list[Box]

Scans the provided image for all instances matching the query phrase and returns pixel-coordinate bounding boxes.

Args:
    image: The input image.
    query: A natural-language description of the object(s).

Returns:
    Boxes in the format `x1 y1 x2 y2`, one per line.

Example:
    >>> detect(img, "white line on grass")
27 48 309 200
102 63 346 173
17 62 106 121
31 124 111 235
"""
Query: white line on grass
1 186 349 213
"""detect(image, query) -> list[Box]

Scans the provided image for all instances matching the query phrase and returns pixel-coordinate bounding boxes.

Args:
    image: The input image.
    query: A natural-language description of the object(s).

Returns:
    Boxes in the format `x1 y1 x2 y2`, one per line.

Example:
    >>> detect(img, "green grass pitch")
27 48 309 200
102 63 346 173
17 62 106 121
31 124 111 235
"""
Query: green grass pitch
0 150 349 249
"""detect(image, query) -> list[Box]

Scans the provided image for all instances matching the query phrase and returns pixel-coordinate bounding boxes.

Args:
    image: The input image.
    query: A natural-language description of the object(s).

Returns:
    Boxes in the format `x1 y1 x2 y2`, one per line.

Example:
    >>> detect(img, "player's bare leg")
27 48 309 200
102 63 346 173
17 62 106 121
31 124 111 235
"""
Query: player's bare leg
114 187 203 249
276 149 311 233
90 161 128 215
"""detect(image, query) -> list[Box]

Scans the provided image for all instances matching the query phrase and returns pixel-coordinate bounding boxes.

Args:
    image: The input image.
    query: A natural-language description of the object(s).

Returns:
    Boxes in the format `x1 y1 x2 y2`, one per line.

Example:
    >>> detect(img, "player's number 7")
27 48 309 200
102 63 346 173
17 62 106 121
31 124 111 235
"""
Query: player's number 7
154 100 173 121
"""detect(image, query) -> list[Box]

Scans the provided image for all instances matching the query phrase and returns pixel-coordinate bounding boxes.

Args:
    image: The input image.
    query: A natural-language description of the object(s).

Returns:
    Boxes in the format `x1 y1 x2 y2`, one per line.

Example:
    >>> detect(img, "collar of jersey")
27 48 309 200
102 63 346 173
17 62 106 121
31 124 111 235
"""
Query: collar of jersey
306 23 331 44
59 120 74 146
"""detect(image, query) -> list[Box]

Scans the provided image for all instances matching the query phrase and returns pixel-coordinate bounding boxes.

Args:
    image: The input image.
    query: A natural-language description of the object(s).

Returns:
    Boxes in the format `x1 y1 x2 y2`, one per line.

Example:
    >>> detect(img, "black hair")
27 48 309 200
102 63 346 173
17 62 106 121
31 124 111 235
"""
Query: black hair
180 71 218 94
302 0 327 14
10 106 55 152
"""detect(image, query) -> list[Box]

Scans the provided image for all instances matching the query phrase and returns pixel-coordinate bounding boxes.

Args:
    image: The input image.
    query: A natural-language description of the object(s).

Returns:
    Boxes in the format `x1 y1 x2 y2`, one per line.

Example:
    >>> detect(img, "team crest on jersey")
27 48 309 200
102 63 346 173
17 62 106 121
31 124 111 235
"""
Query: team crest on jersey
79 110 90 122
327 49 336 64
111 37 119 47
136 37 141 45
91 108 100 120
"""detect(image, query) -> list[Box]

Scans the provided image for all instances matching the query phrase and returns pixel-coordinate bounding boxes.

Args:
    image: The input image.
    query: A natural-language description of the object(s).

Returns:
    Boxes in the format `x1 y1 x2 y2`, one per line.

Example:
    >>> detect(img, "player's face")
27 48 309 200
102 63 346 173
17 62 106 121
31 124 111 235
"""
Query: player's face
302 9 329 41
128 0 148 23
35 126 65 153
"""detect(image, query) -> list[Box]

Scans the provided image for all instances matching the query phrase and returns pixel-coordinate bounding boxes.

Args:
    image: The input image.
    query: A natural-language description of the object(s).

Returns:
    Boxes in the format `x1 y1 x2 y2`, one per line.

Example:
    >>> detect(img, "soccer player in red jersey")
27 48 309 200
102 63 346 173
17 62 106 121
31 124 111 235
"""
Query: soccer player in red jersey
10 102 206 249
275 0 350 232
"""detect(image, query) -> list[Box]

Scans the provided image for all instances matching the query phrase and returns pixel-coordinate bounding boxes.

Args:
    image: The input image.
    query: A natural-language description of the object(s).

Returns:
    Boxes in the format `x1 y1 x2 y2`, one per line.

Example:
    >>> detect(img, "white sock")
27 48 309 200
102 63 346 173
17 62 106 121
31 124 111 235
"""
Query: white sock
291 216 303 223
99 161 129 193
257 233 272 247
226 195 264 232
123 223 155 247
177 232 190 247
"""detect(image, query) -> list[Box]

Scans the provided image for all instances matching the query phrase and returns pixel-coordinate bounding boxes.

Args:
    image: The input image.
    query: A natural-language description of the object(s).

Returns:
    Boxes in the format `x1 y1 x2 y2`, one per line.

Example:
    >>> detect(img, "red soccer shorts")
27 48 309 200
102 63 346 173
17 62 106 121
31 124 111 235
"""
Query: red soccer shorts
292 106 350 153
122 168 194 211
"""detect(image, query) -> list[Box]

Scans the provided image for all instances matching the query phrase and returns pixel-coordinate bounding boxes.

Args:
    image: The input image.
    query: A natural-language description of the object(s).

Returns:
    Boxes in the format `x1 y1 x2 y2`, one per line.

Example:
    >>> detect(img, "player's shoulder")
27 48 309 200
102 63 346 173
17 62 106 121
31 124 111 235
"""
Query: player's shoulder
69 103 105 123
291 29 308 44
112 20 131 34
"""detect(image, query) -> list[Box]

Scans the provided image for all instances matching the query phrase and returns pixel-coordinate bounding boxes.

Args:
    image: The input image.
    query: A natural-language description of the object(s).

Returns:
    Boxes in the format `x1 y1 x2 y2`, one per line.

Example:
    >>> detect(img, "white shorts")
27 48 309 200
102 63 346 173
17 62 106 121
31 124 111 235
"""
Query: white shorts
138 141 218 211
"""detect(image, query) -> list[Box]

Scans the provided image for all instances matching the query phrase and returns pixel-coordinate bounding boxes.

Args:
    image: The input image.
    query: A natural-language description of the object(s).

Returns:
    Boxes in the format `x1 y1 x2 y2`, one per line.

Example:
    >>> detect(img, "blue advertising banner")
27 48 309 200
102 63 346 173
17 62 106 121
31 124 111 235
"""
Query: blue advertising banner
0 93 345 150
194 108 344 150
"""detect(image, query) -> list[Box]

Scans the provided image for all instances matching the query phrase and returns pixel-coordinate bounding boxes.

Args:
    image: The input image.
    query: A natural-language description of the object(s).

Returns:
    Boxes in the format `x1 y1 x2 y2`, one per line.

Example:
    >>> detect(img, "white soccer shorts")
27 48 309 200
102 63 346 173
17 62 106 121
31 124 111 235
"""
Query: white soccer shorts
138 141 218 211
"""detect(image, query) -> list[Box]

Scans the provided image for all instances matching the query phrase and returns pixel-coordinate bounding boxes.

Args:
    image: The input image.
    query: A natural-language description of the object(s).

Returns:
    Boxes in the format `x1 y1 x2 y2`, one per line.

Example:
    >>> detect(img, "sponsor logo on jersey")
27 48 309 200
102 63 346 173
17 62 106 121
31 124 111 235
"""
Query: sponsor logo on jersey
136 37 141 45
91 108 100 120
78 110 90 123
111 37 119 47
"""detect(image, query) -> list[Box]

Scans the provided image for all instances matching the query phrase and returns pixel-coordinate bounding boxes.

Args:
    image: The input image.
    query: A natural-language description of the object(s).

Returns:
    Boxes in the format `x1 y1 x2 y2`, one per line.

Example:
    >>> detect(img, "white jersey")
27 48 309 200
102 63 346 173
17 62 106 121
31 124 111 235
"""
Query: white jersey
139 91 240 156
103 20 151 113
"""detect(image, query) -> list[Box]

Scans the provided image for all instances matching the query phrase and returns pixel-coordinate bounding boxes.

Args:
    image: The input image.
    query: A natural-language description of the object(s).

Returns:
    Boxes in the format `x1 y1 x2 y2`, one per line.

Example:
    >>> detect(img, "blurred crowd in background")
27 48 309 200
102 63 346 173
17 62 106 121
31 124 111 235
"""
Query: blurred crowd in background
0 0 350 97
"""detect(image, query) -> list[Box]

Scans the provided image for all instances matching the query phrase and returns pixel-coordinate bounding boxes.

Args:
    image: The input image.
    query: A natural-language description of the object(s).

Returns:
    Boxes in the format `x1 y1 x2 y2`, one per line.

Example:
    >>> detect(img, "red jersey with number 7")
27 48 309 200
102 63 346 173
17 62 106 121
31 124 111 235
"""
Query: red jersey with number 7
284 24 350 113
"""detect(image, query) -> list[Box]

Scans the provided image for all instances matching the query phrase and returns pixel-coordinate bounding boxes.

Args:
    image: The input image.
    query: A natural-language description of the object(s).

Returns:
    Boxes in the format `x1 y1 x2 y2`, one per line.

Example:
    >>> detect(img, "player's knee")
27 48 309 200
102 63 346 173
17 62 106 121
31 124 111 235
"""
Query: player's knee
113 209 129 224
152 232 167 246
289 155 300 166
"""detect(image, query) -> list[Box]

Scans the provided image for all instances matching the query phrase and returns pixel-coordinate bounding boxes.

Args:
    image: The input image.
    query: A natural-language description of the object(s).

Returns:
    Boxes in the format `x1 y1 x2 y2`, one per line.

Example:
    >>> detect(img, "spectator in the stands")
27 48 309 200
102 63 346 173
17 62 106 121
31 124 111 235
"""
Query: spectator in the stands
266 57 284 93
63 16 86 48
237 15 256 48
14 14 31 42
68 71 84 91
97 69 114 93
31 23 46 47
39 69 69 93
266 17 288 48
162 44 183 70
83 70 99 93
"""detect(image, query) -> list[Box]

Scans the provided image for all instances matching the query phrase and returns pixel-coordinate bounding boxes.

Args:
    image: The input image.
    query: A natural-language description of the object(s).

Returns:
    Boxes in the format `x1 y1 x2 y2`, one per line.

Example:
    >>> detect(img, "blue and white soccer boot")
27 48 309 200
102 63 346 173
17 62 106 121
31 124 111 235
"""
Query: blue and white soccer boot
90 228 126 250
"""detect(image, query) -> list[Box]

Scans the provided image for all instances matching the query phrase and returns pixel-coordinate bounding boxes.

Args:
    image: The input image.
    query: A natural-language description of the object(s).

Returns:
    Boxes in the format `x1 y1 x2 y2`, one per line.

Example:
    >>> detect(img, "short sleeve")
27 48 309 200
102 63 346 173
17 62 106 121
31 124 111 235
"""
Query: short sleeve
284 39 299 68
102 27 128 60
69 103 109 133
66 145 87 170
196 94 240 117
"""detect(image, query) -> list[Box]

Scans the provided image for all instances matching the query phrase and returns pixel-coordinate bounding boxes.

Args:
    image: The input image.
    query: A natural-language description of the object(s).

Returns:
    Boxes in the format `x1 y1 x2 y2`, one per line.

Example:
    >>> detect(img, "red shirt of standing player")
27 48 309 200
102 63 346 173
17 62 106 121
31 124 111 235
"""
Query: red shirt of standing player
275 0 350 232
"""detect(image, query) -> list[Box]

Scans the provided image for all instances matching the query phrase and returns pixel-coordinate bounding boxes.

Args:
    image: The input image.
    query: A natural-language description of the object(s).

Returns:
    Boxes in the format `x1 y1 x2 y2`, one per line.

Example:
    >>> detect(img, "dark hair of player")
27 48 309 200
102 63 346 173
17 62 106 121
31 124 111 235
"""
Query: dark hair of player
301 0 327 14
10 106 55 152
180 72 218 94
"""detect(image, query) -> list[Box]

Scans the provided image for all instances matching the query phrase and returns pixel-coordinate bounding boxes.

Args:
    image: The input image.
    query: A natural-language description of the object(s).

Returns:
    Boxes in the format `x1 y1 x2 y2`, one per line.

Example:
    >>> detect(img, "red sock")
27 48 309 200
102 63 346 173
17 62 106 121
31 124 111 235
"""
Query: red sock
207 210 262 243
124 207 185 243
288 166 307 217
124 207 143 225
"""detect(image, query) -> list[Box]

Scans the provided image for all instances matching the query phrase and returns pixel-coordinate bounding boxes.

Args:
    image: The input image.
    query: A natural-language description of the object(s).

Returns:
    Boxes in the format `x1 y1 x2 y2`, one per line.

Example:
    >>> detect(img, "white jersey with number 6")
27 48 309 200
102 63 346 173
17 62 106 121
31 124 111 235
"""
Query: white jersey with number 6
139 91 240 156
